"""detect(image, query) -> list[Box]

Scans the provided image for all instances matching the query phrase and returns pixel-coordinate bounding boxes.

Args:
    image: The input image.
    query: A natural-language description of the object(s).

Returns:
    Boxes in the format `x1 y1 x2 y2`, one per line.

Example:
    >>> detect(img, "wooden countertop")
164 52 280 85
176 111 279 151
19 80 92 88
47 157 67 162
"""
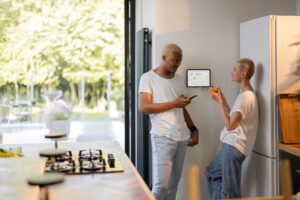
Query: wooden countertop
0 141 155 200
0 157 46 200
277 143 300 157
231 195 297 200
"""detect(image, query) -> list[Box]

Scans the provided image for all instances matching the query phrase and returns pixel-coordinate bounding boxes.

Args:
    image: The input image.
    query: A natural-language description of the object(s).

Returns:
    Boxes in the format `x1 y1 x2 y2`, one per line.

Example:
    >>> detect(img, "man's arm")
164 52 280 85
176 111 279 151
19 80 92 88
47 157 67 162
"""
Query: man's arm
139 92 191 114
183 108 198 147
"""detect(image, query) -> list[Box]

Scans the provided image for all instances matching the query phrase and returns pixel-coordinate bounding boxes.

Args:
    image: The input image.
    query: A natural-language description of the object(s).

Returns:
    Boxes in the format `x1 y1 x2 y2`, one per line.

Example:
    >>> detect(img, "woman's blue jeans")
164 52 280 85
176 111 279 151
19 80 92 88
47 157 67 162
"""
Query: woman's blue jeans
151 135 188 200
206 142 246 199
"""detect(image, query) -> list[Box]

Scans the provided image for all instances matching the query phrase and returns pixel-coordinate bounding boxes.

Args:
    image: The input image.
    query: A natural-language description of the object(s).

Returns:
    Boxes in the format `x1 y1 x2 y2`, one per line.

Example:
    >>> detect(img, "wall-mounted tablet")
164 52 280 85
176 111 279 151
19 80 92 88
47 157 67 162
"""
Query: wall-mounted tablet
186 69 211 87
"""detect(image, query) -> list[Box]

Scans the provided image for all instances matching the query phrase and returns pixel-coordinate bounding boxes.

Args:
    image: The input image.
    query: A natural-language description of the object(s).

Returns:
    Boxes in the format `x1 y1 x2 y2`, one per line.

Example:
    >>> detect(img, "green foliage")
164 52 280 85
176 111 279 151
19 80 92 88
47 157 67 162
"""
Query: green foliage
0 0 124 109
0 148 24 157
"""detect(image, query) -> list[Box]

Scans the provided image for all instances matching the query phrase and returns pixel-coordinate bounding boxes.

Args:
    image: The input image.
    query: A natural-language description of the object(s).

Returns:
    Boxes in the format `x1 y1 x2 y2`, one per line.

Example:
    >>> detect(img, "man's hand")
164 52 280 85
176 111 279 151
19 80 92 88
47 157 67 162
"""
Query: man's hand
187 130 198 147
175 95 191 108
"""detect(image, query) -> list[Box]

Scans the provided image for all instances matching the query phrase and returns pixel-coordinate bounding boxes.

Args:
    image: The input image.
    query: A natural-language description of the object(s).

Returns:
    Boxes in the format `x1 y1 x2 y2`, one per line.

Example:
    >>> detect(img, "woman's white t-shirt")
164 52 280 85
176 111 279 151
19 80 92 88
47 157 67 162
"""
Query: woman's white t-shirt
220 90 259 156
138 70 190 141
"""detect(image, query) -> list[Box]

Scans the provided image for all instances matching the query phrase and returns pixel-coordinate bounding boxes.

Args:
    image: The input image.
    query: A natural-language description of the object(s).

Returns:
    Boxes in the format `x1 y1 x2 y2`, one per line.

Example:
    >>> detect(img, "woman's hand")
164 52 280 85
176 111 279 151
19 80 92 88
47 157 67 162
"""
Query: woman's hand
207 87 223 103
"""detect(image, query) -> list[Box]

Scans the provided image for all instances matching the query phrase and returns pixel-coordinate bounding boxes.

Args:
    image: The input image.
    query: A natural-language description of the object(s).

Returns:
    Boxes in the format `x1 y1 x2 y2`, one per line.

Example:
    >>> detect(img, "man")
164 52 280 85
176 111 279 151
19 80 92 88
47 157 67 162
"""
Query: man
139 43 198 200
206 58 259 199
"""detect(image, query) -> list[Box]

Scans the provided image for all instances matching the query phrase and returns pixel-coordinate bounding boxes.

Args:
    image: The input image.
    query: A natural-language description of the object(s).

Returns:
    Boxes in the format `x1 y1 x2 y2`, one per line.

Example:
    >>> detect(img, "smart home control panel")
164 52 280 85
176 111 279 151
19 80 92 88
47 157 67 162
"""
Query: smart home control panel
186 69 211 87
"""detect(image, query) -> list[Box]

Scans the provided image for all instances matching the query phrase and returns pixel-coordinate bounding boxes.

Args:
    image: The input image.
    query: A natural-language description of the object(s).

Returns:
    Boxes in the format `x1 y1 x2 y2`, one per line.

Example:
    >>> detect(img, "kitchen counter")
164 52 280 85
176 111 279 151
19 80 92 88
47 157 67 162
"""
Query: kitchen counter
0 141 155 200
0 157 46 200
231 195 297 200
277 143 300 157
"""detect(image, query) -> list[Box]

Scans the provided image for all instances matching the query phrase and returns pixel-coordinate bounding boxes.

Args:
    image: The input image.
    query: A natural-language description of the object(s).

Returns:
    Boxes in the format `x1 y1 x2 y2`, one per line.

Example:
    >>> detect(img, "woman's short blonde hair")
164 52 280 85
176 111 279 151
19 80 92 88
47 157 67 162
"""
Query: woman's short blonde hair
237 58 255 80
162 43 182 56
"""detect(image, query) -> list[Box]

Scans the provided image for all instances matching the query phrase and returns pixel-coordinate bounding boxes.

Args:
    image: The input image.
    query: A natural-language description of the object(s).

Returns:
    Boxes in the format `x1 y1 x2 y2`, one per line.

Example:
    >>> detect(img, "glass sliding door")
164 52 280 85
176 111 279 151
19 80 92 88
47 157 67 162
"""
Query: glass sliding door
0 0 125 147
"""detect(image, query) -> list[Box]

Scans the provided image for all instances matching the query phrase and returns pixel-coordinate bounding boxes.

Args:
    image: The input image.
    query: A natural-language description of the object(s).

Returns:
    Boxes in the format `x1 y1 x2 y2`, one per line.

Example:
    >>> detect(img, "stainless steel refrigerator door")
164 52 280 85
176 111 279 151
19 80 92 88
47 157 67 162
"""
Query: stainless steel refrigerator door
240 15 277 158
241 152 278 197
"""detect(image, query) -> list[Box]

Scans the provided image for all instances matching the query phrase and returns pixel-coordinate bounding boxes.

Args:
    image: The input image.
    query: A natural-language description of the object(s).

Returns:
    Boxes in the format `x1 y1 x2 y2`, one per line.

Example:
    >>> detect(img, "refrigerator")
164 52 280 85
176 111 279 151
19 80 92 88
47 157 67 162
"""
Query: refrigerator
239 15 300 197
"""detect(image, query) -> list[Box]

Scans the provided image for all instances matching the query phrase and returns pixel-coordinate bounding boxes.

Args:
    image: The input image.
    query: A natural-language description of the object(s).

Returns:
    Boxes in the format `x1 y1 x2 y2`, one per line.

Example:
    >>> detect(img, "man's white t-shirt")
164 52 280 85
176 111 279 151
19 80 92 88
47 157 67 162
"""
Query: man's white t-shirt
220 90 258 156
138 70 190 141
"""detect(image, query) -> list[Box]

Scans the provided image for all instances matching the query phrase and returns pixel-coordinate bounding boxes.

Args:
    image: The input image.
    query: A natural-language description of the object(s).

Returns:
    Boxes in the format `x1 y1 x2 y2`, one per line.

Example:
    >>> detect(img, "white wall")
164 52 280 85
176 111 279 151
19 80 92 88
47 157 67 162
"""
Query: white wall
136 0 156 65
298 0 300 15
138 1 296 199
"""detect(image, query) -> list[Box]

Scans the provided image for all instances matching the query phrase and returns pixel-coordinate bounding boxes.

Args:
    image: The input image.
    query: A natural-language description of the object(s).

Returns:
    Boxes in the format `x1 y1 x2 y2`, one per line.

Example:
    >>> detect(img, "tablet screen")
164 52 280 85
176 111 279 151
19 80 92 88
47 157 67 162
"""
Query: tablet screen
186 69 211 87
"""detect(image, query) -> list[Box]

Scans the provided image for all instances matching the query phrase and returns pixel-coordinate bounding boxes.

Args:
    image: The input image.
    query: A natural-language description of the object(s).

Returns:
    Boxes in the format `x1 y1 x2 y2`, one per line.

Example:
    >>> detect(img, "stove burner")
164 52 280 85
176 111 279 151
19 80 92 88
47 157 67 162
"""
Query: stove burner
80 160 106 171
45 159 75 173
79 149 102 161
56 151 72 162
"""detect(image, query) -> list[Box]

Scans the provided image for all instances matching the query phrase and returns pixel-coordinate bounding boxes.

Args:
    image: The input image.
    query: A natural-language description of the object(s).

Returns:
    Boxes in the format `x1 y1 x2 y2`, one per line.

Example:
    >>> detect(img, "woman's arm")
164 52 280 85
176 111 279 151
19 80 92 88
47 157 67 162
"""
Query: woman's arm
208 89 241 131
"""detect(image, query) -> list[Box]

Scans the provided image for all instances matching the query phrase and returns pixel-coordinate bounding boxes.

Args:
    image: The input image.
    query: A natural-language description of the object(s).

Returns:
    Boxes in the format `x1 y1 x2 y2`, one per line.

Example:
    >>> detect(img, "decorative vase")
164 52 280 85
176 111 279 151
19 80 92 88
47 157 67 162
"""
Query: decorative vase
47 119 71 136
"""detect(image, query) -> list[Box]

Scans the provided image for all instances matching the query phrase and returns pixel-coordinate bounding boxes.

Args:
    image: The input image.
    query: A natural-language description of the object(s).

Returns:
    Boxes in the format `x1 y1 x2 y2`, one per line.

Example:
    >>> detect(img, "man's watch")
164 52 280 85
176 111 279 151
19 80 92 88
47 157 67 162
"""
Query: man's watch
189 125 198 133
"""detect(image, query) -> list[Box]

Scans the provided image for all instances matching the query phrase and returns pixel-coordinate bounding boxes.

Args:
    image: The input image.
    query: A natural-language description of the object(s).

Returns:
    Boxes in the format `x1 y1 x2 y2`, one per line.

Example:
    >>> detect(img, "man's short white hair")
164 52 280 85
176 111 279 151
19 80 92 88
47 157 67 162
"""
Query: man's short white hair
162 43 182 56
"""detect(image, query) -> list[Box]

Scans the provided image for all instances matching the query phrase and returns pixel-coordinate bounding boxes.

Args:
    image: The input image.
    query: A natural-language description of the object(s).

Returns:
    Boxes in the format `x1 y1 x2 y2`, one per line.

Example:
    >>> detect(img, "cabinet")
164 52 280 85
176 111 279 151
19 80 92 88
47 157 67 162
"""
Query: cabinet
277 143 300 194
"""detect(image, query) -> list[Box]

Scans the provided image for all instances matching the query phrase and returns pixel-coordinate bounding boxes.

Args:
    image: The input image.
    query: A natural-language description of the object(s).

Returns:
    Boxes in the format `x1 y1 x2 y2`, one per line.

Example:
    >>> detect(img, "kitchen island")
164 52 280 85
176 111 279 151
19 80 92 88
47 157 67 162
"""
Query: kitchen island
0 141 155 200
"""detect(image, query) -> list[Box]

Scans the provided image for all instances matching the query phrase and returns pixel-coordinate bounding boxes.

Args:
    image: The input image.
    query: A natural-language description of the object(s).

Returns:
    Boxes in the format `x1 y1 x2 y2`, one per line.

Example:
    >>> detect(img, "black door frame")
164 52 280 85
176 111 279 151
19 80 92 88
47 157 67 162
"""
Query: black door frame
124 0 136 163
136 28 152 186
125 0 152 187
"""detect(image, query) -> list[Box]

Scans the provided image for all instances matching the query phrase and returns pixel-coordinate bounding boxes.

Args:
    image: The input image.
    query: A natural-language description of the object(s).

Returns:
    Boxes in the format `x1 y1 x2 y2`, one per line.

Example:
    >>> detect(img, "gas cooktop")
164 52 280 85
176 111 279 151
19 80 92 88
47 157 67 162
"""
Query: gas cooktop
43 149 123 174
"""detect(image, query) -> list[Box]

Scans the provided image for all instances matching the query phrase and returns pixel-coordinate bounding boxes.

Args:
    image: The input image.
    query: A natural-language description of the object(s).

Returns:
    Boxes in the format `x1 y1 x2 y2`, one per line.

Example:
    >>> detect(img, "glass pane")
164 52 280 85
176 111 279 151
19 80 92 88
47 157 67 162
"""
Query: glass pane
0 0 124 149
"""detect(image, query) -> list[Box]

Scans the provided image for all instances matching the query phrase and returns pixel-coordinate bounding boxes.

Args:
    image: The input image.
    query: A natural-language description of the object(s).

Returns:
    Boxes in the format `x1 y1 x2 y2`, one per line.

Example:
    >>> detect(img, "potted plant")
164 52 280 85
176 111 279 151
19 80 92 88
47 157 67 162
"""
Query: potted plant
43 90 71 135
